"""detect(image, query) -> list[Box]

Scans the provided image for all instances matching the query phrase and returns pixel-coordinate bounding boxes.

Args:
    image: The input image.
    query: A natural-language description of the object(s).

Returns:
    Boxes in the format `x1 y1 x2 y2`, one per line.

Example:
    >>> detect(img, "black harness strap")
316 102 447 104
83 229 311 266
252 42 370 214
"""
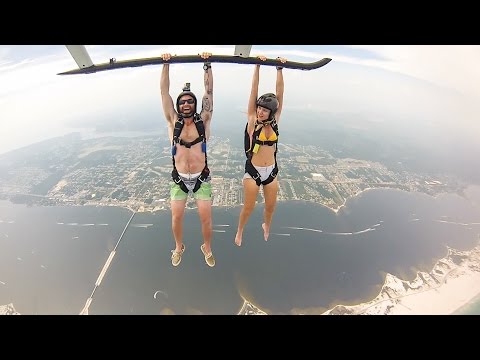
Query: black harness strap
245 158 278 186
171 113 209 194
244 119 279 186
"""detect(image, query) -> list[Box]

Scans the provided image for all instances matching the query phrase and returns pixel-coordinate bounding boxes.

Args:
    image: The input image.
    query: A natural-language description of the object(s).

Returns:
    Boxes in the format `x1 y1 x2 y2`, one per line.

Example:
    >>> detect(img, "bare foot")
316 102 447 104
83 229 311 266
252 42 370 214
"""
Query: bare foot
262 223 270 241
235 232 242 246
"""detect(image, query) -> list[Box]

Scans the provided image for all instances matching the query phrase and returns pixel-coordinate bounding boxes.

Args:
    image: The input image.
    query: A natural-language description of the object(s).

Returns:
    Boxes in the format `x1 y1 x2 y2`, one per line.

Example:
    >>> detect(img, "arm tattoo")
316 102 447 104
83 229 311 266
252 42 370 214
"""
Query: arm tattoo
202 97 212 112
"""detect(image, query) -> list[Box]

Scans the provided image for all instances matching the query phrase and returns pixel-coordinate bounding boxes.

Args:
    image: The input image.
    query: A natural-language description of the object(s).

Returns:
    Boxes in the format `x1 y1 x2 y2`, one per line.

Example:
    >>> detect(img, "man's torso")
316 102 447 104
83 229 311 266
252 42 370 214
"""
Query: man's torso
171 115 207 174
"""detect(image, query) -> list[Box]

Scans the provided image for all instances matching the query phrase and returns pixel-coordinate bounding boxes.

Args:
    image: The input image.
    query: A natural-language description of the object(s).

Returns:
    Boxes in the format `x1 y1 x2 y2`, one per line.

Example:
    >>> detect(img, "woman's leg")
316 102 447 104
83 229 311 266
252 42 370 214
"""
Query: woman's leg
261 178 279 241
235 178 260 246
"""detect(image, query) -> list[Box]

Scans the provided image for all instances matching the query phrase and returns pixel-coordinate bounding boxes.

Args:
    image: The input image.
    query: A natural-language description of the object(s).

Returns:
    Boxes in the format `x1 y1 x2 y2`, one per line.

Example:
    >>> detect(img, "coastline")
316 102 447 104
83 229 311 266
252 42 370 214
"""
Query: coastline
238 239 480 315
323 239 480 315
3 190 480 315
452 290 480 314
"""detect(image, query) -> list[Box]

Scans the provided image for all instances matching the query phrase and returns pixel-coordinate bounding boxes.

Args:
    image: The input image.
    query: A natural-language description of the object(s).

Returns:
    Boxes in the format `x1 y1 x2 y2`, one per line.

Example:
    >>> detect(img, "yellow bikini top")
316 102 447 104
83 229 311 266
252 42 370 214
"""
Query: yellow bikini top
258 129 277 142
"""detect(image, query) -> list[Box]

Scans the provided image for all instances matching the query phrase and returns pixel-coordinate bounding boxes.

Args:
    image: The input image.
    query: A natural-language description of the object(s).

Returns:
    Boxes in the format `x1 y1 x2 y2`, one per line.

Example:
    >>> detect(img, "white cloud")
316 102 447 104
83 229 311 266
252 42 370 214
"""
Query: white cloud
345 45 480 100
0 45 479 155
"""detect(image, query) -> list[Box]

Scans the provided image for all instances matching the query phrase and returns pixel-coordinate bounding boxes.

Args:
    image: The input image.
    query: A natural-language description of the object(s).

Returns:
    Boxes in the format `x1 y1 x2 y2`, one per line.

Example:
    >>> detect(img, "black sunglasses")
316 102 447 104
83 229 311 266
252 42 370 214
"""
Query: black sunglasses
178 99 195 105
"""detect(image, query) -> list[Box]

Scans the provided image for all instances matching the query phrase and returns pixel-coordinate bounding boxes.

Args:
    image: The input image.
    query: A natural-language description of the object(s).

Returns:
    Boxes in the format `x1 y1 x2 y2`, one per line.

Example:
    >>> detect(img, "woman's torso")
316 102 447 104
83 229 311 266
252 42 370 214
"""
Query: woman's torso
251 124 277 167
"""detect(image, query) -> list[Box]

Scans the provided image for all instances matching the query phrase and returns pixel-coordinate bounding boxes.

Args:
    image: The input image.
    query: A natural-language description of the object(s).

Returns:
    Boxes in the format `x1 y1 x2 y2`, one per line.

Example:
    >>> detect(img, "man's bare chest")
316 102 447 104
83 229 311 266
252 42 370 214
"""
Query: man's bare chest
180 124 200 142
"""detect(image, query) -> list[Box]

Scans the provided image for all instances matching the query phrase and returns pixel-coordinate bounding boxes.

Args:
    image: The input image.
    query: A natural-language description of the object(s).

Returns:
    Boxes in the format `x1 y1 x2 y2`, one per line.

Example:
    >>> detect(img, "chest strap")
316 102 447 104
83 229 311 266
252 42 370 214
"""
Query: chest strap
171 113 208 193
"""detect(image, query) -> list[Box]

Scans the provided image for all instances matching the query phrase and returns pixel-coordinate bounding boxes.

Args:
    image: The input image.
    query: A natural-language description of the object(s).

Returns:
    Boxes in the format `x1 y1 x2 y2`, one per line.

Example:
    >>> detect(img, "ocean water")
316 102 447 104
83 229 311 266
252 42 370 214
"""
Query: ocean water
1 186 479 315
452 293 480 315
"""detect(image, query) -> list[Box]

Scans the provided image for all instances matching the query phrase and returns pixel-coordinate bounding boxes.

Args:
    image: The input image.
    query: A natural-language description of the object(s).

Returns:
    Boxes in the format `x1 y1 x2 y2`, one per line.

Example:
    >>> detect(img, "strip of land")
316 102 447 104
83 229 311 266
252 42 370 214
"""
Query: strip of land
323 241 480 315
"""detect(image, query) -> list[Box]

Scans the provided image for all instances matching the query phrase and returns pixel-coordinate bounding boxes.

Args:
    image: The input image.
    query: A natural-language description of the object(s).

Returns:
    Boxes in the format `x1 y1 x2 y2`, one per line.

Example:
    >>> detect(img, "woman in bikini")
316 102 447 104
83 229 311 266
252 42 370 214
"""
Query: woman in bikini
235 55 287 246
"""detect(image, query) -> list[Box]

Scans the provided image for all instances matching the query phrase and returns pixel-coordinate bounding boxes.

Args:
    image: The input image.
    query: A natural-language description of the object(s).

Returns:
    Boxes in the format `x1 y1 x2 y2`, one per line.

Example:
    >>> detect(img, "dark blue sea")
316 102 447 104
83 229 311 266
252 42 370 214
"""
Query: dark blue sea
1 186 479 314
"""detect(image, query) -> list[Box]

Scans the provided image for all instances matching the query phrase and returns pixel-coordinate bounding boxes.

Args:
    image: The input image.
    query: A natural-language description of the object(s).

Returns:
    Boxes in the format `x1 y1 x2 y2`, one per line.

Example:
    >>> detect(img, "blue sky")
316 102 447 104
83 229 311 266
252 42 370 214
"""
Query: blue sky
0 45 479 155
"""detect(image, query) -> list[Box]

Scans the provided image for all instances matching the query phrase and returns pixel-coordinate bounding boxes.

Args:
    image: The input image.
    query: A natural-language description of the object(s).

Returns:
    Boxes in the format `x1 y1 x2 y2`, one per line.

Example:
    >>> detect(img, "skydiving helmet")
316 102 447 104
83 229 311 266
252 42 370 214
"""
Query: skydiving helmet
256 93 279 120
176 82 197 115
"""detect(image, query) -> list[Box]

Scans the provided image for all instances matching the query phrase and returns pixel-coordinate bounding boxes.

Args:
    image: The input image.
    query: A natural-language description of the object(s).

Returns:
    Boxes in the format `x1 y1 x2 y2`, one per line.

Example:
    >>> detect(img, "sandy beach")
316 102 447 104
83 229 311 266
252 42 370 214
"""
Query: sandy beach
323 240 480 315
